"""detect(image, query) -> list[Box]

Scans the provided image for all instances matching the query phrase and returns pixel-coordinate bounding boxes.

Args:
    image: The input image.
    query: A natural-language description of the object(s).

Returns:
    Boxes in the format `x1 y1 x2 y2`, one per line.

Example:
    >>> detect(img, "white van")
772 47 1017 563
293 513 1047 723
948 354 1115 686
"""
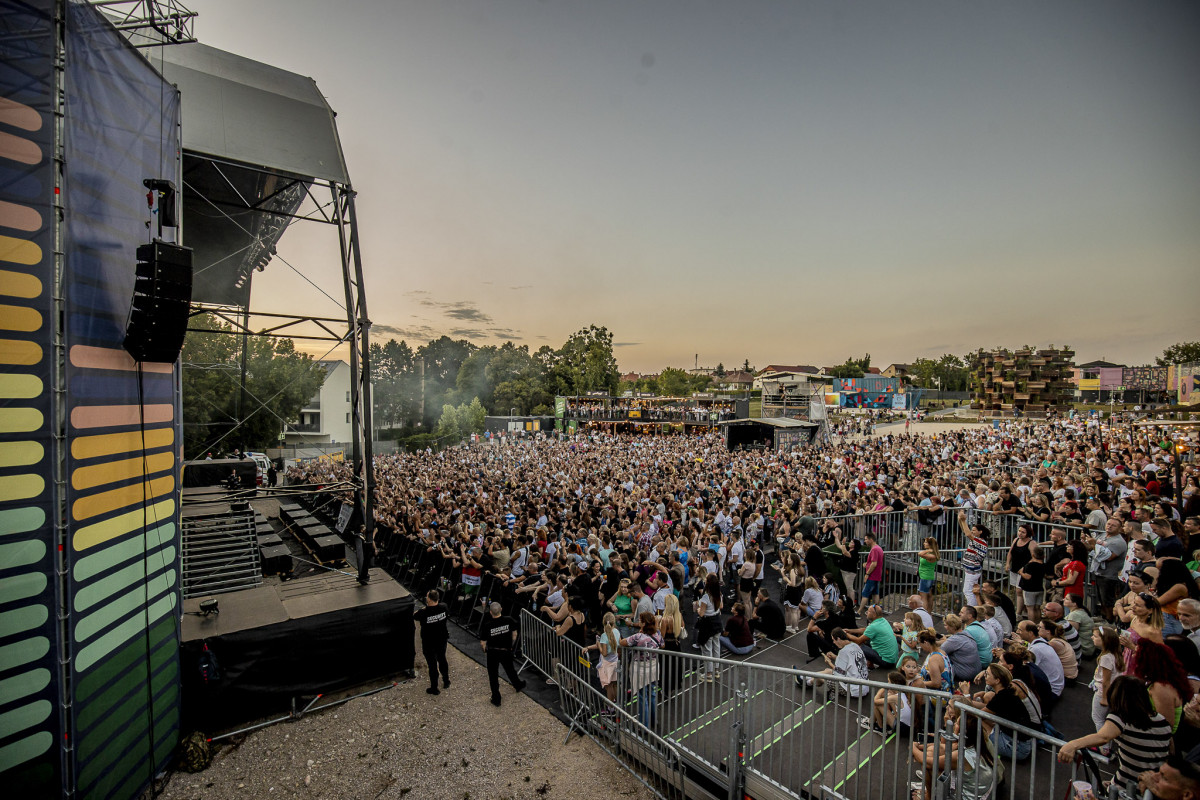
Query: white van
246 452 272 487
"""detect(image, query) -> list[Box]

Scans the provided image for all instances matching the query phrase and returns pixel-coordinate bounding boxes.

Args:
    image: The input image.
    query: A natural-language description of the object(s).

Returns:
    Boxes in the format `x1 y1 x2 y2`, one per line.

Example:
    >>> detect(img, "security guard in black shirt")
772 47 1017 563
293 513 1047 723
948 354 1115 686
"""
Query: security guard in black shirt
480 602 525 707
414 589 450 695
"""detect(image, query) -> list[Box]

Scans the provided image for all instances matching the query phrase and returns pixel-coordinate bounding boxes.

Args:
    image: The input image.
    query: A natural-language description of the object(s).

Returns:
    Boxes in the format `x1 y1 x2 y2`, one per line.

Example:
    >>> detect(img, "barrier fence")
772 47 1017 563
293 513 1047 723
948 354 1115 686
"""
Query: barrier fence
554 664 688 800
612 646 1113 800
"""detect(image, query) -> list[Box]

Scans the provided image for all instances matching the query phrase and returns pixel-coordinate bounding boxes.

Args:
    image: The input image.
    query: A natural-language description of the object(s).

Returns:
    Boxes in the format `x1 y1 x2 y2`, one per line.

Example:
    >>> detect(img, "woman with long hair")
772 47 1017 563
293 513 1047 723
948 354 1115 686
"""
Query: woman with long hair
1128 638 1193 733
658 593 686 695
780 550 804 633
584 611 621 704
1058 676 1173 795
917 537 939 612
1090 627 1126 737
693 573 723 682
620 612 664 728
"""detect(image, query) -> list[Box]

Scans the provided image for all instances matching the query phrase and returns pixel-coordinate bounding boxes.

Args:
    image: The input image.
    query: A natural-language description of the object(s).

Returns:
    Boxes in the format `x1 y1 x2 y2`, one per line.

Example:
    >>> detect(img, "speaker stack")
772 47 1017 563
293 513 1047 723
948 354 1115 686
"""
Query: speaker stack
124 239 193 363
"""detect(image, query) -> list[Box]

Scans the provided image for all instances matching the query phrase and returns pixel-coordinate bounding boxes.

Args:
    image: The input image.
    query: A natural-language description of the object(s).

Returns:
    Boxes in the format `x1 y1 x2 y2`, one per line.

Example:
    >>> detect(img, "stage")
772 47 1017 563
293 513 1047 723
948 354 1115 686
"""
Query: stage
180 568 415 733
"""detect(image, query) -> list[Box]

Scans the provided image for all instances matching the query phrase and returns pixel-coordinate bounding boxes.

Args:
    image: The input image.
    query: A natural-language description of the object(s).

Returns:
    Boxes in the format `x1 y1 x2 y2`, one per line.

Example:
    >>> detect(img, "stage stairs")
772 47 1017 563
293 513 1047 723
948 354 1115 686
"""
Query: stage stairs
181 508 263 598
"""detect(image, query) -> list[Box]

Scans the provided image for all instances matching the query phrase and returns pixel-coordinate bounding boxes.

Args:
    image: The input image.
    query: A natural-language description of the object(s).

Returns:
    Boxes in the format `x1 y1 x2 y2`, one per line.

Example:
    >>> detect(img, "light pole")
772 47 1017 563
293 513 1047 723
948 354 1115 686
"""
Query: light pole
510 407 517 418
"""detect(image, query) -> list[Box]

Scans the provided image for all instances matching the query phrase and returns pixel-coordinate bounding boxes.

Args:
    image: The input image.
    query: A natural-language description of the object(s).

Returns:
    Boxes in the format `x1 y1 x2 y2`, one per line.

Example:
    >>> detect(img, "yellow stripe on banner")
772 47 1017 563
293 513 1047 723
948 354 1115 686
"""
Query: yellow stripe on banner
71 428 174 461
0 270 40 299
0 234 41 265
71 475 174 522
0 441 43 468
0 304 40 332
0 339 41 365
0 408 43 434
73 498 175 552
0 474 43 502
71 451 173 491
0 374 42 399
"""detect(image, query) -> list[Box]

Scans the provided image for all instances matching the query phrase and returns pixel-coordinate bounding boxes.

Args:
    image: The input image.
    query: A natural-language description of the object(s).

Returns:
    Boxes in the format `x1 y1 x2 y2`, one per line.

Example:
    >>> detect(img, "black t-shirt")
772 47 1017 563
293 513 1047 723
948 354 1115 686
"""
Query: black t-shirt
986 686 1036 729
992 592 1017 629
482 615 517 651
414 603 449 644
1008 540 1033 573
838 539 861 572
1018 560 1045 592
755 599 787 640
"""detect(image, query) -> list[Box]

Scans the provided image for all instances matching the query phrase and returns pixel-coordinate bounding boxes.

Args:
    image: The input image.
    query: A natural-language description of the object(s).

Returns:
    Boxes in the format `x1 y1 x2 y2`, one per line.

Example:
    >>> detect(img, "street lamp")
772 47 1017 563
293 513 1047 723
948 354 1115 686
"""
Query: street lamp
510 407 517 418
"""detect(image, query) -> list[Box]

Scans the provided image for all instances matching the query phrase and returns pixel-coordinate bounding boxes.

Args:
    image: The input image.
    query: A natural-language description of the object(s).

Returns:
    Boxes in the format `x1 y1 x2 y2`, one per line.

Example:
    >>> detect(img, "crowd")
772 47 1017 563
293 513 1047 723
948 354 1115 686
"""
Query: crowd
564 399 737 422
287 415 1199 799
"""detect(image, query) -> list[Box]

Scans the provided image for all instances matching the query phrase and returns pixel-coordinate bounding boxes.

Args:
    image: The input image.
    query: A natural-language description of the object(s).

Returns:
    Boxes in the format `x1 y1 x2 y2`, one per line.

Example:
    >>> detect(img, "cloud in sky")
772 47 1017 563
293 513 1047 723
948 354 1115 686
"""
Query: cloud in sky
419 299 493 324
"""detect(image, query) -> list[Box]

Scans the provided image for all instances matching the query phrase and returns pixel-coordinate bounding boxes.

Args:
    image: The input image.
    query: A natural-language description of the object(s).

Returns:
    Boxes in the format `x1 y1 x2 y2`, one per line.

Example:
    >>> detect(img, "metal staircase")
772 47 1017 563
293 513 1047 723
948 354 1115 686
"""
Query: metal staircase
181 509 262 598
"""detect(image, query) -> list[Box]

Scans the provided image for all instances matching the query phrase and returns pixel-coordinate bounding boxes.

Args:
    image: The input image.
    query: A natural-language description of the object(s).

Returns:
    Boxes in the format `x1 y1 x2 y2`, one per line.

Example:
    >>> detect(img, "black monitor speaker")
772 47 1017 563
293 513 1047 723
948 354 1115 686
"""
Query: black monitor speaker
124 240 193 363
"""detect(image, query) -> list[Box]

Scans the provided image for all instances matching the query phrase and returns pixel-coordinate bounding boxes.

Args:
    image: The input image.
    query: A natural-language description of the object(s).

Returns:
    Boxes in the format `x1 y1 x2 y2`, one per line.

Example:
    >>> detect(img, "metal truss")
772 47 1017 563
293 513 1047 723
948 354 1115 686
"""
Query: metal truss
88 0 197 46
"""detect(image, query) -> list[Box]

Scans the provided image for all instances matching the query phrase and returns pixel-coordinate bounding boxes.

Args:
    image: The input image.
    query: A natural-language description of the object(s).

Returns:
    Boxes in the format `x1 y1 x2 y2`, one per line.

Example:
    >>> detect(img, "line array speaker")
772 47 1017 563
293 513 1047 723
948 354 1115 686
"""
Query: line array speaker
124 239 193 363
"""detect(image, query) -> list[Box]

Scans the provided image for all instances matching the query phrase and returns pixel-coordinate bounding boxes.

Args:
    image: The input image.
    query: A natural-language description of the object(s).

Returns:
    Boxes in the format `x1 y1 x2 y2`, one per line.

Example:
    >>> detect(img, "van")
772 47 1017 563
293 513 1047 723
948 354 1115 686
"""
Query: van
246 452 272 487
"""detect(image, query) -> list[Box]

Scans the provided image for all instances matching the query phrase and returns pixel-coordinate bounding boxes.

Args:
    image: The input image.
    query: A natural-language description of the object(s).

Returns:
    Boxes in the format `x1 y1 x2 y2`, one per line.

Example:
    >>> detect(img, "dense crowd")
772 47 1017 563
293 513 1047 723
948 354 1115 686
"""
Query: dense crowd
288 416 1200 798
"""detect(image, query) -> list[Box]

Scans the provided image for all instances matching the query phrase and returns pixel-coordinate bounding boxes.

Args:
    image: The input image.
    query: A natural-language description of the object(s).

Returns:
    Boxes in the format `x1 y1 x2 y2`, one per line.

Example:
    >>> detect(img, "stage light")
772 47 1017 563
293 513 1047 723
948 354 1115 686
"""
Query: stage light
199 598 220 616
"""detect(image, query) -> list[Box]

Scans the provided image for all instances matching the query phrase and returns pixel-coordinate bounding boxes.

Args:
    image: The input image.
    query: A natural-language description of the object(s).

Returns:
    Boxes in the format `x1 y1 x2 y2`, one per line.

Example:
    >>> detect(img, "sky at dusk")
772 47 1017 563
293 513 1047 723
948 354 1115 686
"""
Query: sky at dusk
187 0 1200 372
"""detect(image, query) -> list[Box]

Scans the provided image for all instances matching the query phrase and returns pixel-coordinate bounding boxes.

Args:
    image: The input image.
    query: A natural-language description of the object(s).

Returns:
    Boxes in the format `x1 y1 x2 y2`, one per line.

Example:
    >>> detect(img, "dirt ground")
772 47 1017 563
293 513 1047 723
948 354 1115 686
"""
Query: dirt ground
157 637 653 800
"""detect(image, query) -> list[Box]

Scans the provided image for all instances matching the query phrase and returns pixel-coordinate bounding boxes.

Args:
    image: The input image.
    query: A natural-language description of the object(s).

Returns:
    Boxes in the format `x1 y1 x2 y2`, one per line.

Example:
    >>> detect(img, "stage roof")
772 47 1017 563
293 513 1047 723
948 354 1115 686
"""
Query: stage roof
718 417 818 428
158 42 349 184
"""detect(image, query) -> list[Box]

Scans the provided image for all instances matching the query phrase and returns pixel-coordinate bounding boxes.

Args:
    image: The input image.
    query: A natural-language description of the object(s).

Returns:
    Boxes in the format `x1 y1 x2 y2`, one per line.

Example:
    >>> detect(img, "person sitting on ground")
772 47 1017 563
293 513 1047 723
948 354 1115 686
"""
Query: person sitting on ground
1039 619 1079 681
894 611 923 662
959 605 993 669
797 627 871 699
1137 754 1200 800
906 594 935 629
940 614 982 684
805 600 841 661
1043 599 1083 663
718 602 755 656
860 670 907 735
843 604 899 668
957 662 1038 760
916 628 954 694
749 587 787 641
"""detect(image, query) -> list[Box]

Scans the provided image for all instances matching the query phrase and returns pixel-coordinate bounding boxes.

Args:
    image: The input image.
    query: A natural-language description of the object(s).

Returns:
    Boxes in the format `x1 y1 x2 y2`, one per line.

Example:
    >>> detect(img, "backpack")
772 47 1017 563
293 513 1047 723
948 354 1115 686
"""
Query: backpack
197 643 221 683
177 731 213 772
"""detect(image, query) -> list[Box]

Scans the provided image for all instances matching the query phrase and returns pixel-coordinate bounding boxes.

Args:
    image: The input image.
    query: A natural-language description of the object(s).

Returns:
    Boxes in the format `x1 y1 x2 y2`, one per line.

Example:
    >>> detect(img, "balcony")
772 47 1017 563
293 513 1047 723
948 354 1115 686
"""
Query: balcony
289 423 321 433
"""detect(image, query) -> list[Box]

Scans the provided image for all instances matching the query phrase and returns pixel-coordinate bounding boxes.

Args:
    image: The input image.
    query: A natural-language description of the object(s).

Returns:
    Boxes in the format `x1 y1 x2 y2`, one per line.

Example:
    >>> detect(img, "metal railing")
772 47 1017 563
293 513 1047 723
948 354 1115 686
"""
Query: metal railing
615 647 1112 800
555 664 688 800
518 607 592 685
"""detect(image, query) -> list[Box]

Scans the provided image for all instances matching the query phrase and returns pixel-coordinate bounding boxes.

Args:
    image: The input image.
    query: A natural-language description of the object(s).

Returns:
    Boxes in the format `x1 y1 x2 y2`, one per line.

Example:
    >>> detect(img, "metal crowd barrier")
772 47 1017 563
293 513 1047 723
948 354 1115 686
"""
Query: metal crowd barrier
518 607 591 686
554 664 688 800
616 647 1111 800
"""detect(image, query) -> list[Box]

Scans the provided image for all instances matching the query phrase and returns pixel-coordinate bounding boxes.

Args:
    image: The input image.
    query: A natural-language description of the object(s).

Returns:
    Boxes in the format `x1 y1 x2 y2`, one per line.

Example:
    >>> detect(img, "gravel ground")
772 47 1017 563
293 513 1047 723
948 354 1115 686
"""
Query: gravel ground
157 635 654 800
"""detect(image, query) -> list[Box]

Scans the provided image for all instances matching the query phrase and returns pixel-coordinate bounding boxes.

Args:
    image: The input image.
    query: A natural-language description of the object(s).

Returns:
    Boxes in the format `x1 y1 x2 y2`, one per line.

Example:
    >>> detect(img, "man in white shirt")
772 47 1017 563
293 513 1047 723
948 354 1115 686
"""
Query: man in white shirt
651 574 673 613
905 595 935 630
1016 620 1064 698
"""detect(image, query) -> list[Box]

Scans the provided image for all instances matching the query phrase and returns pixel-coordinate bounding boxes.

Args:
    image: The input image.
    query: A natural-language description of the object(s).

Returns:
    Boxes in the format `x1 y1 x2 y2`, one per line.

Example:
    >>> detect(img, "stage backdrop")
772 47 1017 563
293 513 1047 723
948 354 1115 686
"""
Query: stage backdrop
63 2 183 798
0 1 62 795
1 2 184 798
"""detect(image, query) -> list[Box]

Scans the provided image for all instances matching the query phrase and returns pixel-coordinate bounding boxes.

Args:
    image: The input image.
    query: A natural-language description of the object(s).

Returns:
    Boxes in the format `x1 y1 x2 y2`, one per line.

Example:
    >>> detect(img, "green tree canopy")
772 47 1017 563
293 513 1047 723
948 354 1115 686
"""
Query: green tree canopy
182 314 326 457
1157 342 1200 366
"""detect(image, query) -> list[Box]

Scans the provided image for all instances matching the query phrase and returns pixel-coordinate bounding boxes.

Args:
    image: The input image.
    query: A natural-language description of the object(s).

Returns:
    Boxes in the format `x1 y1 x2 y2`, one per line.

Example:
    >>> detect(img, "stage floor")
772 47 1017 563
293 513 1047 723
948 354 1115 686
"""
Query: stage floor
182 568 409 640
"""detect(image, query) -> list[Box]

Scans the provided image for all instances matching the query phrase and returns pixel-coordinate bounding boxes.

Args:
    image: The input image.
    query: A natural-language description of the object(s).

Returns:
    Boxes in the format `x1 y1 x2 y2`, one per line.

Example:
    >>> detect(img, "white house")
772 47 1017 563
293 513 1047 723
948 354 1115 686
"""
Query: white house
284 359 354 445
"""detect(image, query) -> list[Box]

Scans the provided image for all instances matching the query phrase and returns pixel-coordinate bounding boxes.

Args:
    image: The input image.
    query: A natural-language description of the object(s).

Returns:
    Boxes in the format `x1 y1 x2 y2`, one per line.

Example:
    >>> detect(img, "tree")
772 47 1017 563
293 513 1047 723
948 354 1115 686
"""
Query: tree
181 314 326 457
1157 342 1200 366
658 367 694 397
829 354 871 379
742 359 752 373
715 362 726 378
435 397 486 440
416 336 476 428
370 338 419 430
552 325 620 396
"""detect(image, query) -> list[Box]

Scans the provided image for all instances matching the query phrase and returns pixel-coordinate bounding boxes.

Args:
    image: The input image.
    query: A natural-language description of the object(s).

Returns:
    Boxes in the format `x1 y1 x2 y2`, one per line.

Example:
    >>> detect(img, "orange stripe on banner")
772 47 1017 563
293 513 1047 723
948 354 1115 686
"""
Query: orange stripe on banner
71 428 174 461
70 404 173 430
0 338 41 365
0 304 41 332
0 131 41 165
68 345 172 374
71 451 174 491
71 475 175 522
0 200 41 232
0 270 40 299
0 234 41 265
0 98 41 132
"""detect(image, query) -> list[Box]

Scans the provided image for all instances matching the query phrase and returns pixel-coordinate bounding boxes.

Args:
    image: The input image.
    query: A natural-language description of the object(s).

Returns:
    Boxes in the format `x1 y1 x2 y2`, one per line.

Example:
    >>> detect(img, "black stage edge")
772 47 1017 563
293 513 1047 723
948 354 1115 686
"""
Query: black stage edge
180 567 415 733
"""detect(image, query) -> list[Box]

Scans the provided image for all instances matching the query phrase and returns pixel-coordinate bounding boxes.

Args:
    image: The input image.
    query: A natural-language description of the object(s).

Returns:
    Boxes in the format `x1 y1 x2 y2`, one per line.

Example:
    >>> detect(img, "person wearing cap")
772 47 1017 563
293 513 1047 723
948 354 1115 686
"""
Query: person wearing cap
480 601 525 706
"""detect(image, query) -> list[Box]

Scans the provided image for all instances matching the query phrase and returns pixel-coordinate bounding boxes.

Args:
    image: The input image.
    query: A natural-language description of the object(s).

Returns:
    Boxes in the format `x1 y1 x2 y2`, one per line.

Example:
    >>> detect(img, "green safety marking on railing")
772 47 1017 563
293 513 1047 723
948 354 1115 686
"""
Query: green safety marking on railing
746 695 826 759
